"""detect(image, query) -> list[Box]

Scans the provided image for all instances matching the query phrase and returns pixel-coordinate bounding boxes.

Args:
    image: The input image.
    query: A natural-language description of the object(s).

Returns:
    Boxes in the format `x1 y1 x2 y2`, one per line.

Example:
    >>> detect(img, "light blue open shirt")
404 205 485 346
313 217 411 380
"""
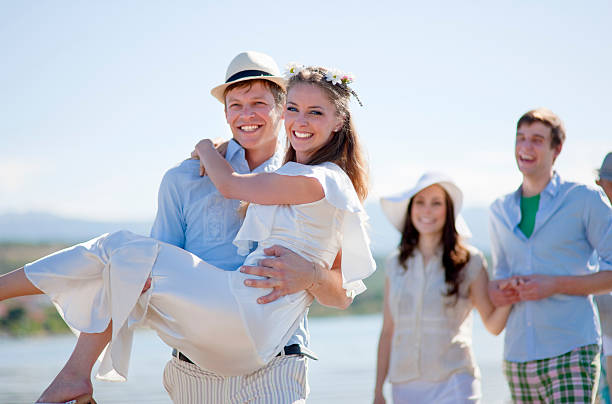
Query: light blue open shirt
150 139 310 350
489 172 612 362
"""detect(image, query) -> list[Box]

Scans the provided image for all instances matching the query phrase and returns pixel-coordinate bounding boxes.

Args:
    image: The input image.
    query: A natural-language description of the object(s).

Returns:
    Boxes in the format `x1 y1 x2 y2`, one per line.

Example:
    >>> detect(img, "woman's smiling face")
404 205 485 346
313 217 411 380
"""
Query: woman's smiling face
284 83 343 164
410 184 447 238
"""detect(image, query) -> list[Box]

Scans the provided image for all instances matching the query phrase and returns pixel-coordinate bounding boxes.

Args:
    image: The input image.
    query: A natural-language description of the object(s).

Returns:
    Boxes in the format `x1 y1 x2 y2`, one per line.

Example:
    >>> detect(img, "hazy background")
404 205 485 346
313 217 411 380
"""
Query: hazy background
1 1 610 253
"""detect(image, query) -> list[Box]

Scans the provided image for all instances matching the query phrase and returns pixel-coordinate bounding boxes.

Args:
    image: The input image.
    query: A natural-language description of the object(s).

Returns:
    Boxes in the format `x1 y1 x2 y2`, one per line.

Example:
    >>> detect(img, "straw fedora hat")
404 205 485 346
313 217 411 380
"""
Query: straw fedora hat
210 51 287 103
380 172 471 237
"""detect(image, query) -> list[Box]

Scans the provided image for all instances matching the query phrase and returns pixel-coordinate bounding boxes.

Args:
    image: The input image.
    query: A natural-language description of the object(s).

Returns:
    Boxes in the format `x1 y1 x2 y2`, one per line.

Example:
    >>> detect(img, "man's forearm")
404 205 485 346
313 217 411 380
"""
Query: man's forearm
516 271 612 301
308 264 352 309
555 271 612 296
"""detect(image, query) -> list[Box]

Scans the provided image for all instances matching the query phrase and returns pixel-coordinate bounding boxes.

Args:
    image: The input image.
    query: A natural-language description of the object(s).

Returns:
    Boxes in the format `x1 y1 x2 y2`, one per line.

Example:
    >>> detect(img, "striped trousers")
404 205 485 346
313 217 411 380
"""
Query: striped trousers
163 355 309 403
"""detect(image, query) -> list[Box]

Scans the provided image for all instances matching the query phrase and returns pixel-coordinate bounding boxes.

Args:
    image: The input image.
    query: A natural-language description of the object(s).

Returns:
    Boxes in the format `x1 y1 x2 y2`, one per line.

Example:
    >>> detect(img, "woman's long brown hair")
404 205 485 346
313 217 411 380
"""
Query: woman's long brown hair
398 188 470 304
283 67 369 201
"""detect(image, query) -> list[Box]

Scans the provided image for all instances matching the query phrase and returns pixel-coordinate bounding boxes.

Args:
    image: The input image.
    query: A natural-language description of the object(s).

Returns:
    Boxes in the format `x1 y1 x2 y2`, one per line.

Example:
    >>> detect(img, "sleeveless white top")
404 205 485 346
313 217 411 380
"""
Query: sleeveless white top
386 245 485 383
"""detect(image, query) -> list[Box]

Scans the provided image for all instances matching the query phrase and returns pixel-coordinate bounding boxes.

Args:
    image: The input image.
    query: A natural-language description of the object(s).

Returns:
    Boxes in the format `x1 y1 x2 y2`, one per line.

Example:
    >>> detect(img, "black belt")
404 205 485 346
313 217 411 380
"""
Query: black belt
172 344 318 365
276 344 303 356
172 348 194 364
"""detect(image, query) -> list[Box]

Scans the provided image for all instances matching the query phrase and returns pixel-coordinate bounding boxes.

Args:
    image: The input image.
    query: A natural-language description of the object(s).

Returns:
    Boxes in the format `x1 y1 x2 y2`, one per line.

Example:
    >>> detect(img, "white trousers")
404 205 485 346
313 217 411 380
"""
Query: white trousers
24 231 310 379
391 372 481 404
163 355 309 404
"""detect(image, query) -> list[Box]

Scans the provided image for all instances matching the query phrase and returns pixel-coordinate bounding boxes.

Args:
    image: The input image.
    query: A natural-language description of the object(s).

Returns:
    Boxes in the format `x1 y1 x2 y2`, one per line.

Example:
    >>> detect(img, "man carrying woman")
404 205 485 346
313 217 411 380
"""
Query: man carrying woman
0 52 375 404
152 51 351 404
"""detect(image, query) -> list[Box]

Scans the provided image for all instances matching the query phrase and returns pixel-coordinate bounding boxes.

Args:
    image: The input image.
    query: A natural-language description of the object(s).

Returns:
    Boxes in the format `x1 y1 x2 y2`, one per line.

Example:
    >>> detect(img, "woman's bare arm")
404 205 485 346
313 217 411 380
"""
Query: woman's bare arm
194 139 324 205
374 279 393 404
470 266 512 335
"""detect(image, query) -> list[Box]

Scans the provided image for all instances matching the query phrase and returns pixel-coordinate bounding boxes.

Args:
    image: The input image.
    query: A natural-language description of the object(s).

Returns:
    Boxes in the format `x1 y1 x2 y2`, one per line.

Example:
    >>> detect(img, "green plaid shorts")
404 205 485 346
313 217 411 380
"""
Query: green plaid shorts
503 344 600 403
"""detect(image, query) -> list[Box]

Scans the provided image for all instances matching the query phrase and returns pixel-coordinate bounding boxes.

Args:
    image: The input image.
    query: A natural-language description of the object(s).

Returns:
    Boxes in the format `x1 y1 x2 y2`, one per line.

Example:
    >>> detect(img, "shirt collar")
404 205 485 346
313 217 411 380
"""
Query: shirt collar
507 171 563 231
542 171 561 198
225 138 285 174
513 170 562 202
263 138 285 172
226 139 245 162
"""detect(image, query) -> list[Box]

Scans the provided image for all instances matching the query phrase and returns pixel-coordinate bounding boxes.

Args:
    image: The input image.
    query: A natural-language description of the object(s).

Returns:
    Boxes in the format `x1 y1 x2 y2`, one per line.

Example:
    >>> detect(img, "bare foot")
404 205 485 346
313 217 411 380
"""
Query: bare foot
36 369 92 403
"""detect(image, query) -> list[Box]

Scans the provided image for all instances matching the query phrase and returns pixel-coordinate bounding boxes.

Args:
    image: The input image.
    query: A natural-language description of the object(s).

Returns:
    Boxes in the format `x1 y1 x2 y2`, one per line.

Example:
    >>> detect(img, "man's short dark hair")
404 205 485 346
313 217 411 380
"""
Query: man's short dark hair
517 108 566 149
223 79 286 109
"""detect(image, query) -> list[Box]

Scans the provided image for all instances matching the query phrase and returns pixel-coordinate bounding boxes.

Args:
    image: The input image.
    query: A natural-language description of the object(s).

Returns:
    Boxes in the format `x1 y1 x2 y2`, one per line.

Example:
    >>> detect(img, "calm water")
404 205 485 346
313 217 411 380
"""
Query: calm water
0 314 510 403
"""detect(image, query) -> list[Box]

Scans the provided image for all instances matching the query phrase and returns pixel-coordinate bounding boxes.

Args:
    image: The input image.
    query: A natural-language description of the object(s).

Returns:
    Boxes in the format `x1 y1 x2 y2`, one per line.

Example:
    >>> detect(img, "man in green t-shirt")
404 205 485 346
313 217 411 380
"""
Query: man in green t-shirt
488 108 612 403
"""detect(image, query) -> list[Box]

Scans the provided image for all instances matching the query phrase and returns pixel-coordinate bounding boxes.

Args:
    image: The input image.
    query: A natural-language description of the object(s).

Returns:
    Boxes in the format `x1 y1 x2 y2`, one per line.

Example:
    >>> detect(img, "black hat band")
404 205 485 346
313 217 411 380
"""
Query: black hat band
226 70 273 83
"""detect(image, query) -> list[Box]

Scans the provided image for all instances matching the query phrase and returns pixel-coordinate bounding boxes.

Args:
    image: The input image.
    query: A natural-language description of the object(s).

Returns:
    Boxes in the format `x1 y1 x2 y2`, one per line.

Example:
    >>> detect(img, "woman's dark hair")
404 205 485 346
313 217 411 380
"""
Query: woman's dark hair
398 187 470 304
283 66 368 201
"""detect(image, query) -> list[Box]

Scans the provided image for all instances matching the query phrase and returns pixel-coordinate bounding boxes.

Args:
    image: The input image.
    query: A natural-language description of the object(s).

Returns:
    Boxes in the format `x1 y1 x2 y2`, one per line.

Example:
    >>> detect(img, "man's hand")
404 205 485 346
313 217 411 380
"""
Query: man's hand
190 138 229 176
240 245 317 304
488 274 560 305
515 274 559 301
488 278 521 307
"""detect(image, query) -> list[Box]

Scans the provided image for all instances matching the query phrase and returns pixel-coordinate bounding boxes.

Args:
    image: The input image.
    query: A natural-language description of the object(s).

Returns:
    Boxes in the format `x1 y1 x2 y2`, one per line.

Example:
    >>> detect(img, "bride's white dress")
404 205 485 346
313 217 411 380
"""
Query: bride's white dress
23 162 375 381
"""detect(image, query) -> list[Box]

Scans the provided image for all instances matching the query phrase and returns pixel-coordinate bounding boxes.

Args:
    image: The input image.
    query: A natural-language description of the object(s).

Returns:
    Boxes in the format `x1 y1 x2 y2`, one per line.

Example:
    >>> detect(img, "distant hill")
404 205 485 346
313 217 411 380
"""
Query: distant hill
460 206 492 254
0 212 151 244
0 206 491 255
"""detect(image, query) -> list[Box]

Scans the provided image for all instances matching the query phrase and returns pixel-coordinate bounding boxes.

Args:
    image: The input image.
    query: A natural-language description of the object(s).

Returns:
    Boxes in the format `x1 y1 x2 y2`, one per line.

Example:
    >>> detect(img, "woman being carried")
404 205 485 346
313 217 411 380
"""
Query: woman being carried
0 65 375 404
373 172 512 404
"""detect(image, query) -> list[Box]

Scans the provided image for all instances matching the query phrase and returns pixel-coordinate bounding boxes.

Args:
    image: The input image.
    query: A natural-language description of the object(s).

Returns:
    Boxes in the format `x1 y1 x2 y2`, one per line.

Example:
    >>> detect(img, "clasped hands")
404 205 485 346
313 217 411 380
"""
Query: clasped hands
488 274 559 307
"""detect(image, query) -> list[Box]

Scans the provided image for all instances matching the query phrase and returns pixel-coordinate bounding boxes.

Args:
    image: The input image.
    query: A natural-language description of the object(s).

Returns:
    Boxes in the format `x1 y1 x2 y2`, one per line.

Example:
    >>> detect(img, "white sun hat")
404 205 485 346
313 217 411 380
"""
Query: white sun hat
210 51 287 103
380 171 472 237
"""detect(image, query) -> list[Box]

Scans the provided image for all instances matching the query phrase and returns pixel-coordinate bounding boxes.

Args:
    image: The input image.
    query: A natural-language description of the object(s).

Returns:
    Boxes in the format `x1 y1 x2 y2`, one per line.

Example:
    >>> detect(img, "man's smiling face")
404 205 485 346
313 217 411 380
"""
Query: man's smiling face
515 121 561 179
225 80 282 157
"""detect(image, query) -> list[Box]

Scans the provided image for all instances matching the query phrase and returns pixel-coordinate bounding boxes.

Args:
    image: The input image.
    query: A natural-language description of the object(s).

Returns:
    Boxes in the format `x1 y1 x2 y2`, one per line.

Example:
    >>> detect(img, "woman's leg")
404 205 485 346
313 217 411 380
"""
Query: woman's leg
0 267 111 402
0 267 108 401
37 323 112 403
0 267 43 300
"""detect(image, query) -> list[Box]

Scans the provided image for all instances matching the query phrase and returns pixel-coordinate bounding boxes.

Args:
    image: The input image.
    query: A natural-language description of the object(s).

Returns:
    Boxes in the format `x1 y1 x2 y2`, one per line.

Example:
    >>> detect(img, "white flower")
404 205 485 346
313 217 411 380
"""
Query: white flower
285 62 305 78
325 69 343 85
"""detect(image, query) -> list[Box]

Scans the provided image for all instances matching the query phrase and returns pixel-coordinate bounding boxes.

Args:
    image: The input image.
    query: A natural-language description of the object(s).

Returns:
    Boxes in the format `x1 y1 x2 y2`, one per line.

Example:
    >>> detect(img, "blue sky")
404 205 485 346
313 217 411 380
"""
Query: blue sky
1 1 610 221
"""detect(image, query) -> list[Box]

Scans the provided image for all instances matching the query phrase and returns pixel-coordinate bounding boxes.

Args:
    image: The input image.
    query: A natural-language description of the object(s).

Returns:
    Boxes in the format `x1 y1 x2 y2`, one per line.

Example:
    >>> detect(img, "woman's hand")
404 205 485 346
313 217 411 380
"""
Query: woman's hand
190 138 229 176
373 391 386 404
192 138 214 159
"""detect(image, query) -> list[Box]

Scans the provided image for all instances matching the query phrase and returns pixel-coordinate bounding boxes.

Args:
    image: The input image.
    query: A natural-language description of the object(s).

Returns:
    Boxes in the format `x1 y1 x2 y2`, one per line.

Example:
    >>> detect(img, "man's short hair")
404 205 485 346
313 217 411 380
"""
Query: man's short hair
517 108 566 149
223 79 286 109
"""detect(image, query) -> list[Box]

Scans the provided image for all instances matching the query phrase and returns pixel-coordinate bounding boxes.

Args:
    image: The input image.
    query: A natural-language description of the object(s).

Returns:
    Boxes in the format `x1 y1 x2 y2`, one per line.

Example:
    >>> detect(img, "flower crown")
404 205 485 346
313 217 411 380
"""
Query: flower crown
284 63 362 106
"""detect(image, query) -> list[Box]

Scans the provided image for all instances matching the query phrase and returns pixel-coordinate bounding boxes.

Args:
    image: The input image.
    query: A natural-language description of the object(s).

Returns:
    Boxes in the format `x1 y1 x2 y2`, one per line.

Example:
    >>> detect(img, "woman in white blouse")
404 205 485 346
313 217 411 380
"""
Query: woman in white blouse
373 172 512 404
